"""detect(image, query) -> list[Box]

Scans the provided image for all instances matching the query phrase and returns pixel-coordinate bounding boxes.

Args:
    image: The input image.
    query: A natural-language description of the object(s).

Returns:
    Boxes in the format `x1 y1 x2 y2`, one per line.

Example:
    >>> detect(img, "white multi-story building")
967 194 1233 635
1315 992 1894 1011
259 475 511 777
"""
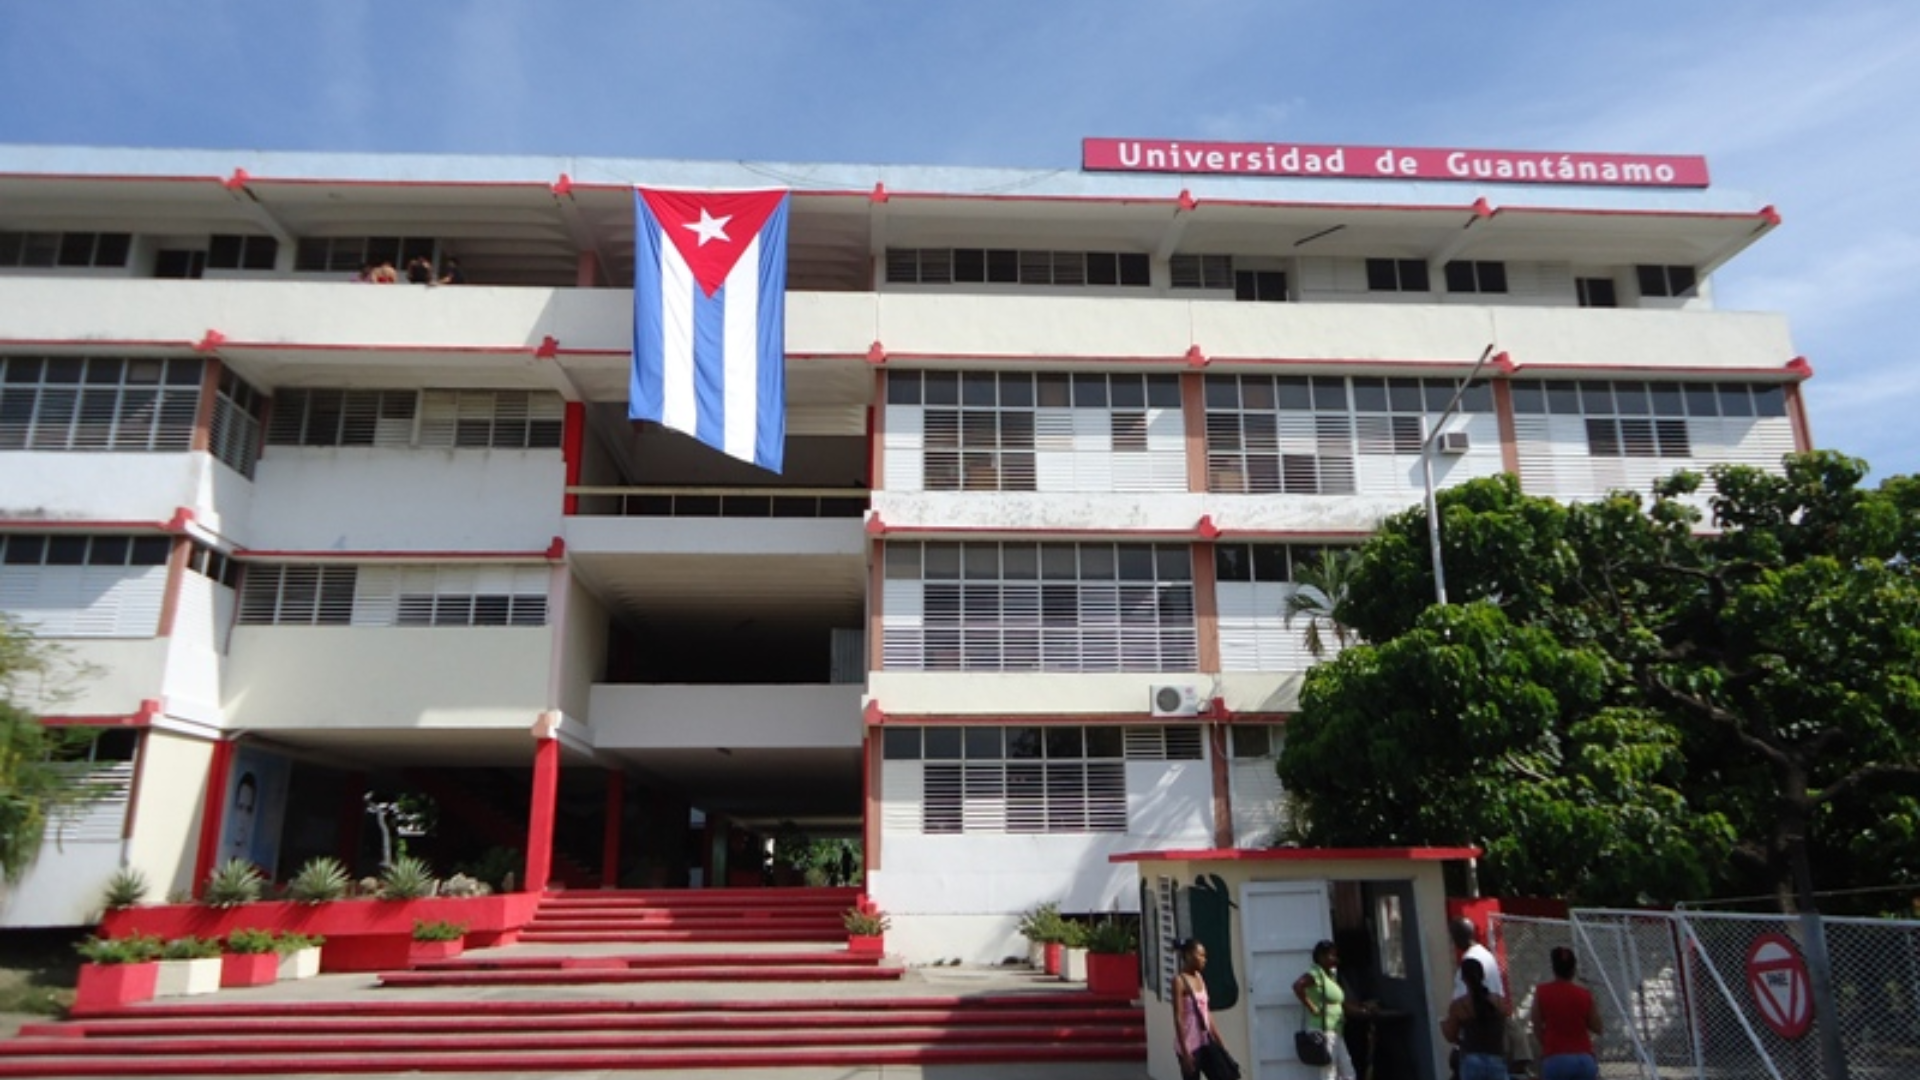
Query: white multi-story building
0 142 1803 960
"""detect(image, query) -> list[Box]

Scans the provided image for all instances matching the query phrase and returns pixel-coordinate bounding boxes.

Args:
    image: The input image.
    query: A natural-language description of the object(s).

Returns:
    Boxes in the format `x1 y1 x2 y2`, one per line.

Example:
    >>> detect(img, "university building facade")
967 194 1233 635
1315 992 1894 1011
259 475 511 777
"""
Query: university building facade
0 143 1802 961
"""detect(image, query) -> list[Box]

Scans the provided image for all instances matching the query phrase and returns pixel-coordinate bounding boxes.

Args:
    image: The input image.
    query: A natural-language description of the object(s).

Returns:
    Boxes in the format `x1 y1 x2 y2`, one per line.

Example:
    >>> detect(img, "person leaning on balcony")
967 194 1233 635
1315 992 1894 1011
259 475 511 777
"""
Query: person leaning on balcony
1442 957 1513 1080
437 256 465 285
370 258 398 284
406 255 434 284
1530 946 1602 1080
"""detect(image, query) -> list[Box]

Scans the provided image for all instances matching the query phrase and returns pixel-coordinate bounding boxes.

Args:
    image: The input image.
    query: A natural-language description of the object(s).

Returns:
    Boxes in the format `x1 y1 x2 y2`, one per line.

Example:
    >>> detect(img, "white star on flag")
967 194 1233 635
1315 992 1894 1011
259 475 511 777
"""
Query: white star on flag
682 207 733 246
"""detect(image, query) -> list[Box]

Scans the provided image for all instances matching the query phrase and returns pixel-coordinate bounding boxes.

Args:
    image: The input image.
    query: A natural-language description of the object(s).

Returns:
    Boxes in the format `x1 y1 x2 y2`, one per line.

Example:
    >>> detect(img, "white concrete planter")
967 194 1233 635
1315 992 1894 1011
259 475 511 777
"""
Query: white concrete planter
1063 946 1089 982
154 956 222 997
277 946 322 981
1028 940 1046 969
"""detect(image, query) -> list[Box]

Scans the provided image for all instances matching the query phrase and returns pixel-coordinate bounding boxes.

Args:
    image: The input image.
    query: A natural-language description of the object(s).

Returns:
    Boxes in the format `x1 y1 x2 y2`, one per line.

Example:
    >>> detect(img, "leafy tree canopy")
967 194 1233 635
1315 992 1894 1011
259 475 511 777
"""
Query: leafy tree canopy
0 618 99 884
1280 451 1920 908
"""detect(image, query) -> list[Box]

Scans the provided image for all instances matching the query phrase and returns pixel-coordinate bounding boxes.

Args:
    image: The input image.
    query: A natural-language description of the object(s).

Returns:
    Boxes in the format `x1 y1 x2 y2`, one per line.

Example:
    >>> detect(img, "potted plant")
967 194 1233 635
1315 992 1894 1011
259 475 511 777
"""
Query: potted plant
274 931 325 980
154 936 223 997
72 934 162 1011
221 927 280 988
409 919 467 964
202 858 265 907
1060 919 1090 982
98 867 150 913
1018 902 1069 975
1083 918 1140 997
285 856 351 903
843 905 891 956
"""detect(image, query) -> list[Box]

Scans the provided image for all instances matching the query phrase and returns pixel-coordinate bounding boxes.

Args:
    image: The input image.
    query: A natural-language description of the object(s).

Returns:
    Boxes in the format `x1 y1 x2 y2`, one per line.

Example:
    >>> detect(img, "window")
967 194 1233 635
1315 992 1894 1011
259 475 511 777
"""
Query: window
267 390 420 447
294 236 437 274
884 723 1200 835
885 248 1149 288
207 235 280 271
1236 270 1288 302
1443 260 1508 294
880 541 1198 673
0 356 201 452
1215 543 1359 671
209 368 266 478
886 371 1181 493
1577 277 1618 308
1636 264 1698 299
0 533 170 638
1365 258 1430 293
238 564 548 627
187 542 241 589
153 250 206 279
416 390 565 450
1512 379 1788 455
0 231 130 269
1169 255 1289 302
0 534 169 568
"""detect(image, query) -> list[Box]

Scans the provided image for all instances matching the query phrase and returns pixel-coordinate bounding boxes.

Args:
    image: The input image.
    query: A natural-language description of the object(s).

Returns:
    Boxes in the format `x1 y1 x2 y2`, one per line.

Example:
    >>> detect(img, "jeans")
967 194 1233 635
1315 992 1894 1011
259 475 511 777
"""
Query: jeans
1318 1034 1356 1080
1459 1051 1508 1080
1540 1053 1599 1080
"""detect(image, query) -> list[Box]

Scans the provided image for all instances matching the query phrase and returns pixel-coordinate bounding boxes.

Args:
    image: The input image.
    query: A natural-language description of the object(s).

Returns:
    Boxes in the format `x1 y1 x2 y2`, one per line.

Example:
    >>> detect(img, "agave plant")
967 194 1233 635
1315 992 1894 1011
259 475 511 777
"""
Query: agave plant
285 856 351 903
99 866 149 910
201 858 265 908
377 855 438 900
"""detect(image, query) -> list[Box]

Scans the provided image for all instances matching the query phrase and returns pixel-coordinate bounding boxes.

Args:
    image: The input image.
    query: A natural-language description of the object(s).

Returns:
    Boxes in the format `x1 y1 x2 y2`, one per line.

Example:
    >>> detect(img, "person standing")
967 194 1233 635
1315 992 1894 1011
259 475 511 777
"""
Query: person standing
1172 937 1224 1080
1450 917 1505 998
1292 940 1360 1080
1442 957 1512 1080
1530 946 1602 1080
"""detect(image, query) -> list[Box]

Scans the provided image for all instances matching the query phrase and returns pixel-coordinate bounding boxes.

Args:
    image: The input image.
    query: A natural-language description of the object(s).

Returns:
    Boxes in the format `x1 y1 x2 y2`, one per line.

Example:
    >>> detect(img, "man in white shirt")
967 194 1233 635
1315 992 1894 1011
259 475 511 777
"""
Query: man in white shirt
1449 916 1504 1000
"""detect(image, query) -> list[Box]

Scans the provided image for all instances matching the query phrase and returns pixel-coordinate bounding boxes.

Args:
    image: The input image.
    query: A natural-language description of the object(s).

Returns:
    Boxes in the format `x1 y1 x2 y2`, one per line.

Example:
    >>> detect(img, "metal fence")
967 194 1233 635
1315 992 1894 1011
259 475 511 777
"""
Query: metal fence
1490 908 1920 1079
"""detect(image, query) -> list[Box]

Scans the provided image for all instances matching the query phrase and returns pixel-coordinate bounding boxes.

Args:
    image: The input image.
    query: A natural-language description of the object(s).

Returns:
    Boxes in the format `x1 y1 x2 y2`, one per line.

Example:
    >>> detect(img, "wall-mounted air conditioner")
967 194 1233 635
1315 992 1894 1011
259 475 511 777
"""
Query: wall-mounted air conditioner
1149 684 1204 718
1438 431 1471 454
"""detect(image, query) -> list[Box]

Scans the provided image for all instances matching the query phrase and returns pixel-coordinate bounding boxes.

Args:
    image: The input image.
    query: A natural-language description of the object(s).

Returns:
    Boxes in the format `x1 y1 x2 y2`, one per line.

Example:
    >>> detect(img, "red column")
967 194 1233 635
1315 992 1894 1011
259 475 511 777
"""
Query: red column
193 739 237 896
525 730 561 893
600 770 625 889
561 400 585 514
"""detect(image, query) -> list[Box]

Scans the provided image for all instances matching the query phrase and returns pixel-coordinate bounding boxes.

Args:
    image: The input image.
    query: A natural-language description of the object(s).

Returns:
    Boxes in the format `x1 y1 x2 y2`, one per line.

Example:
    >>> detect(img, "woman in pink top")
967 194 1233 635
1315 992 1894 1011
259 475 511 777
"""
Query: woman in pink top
1530 946 1602 1080
1171 937 1223 1080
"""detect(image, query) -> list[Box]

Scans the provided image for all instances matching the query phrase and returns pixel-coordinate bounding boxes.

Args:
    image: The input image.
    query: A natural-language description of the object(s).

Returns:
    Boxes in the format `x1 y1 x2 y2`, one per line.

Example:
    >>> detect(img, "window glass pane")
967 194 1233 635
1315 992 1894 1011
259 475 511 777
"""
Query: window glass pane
923 372 959 406
1000 374 1034 408
89 536 130 565
1648 383 1685 417
923 543 961 579
1111 376 1146 409
1155 545 1191 582
1580 381 1616 415
1215 544 1250 582
1006 727 1042 759
1038 374 1072 408
924 727 963 760
1087 726 1124 758
1040 544 1078 579
1079 545 1115 580
962 373 996 407
1400 260 1430 292
1252 544 1289 582
1387 379 1422 413
1752 384 1787 417
1275 377 1311 411
1311 377 1347 411
1614 383 1651 416
46 536 88 564
1683 384 1720 417
1351 378 1387 412
1001 543 1039 579
1045 727 1084 759
1511 382 1545 414
1545 383 1581 415
884 542 921 579
1146 376 1182 408
964 727 1002 759
1719 384 1755 418
882 728 921 760
1072 374 1109 408
885 371 921 405
1460 382 1493 413
963 544 999 579
1203 377 1238 410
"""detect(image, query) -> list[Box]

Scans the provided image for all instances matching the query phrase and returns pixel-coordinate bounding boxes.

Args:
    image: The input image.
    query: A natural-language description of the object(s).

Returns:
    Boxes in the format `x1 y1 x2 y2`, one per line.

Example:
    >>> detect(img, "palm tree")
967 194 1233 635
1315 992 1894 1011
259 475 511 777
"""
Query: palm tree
1281 548 1358 660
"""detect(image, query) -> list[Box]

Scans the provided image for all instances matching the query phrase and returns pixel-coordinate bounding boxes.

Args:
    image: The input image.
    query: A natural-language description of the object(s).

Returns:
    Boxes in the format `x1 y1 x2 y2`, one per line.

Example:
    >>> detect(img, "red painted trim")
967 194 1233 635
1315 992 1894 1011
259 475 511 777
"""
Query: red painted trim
524 736 560 893
37 699 160 728
1192 540 1220 674
1507 361 1801 380
865 710 1289 725
561 401 585 515
1110 845 1483 863
0 518 176 532
600 771 625 889
191 357 220 454
867 370 885 494
235 548 557 561
868 522 1376 542
1785 381 1814 452
154 536 190 638
1492 381 1521 477
194 740 238 895
866 542 886 674
863 729 881 875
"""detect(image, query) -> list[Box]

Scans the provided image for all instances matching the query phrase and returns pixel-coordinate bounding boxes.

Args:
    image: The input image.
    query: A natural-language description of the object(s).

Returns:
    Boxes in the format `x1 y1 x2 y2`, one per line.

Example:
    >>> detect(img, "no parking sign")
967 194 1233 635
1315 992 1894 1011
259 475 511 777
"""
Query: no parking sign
1745 933 1813 1040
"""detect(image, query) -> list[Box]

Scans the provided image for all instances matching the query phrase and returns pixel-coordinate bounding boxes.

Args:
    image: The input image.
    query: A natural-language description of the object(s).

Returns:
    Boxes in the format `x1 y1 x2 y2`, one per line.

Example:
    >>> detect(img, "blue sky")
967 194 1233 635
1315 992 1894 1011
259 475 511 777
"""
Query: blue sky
2 1 1915 479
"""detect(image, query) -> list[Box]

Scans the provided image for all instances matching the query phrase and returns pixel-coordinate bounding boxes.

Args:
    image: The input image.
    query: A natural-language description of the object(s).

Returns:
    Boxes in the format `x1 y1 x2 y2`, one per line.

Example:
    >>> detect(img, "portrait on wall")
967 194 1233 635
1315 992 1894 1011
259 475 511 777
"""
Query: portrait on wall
221 748 292 877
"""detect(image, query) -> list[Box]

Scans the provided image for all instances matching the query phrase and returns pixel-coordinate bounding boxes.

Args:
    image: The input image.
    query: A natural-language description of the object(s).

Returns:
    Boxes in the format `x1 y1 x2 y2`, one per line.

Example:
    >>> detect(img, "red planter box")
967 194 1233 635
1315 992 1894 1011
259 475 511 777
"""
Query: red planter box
72 963 158 1014
847 934 884 956
1086 951 1139 996
98 893 542 974
408 939 465 966
221 952 280 988
1044 942 1063 975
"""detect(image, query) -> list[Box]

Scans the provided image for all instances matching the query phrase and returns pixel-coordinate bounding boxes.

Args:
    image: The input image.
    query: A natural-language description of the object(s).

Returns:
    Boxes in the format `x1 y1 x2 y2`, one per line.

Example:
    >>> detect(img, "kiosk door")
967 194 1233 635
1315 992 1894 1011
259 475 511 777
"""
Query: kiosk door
1241 879 1333 1080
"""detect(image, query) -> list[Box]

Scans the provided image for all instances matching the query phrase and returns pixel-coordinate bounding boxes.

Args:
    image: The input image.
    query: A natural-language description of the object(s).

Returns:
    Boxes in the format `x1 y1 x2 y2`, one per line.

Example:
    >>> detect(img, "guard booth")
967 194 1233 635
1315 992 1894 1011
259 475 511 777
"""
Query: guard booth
1113 846 1481 1080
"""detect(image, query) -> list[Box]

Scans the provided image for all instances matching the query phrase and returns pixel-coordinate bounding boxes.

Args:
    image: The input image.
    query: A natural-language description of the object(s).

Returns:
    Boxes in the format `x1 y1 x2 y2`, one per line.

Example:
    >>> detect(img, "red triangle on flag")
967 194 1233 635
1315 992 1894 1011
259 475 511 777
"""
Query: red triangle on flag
639 188 786 297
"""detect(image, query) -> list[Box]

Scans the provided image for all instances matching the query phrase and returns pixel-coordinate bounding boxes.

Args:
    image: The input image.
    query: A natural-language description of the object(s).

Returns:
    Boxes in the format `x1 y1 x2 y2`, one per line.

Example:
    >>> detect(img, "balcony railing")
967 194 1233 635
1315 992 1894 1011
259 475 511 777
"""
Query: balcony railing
567 486 870 519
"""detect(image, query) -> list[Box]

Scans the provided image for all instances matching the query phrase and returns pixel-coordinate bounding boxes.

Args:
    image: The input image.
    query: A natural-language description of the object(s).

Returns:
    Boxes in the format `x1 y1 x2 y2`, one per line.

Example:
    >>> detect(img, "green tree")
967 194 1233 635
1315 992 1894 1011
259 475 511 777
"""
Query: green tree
1281 452 1920 907
0 619 98 883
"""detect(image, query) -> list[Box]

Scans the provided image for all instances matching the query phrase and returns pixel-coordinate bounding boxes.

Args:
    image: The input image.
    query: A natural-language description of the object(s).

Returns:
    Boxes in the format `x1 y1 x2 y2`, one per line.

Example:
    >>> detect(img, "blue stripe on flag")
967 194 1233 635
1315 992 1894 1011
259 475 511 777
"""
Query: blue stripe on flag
692 280 728 452
629 199 666 425
754 198 789 471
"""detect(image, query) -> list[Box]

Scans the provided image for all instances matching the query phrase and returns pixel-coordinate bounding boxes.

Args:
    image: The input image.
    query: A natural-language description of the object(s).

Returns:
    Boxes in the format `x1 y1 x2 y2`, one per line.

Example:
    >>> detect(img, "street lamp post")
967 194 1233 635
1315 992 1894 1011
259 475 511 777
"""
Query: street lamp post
1420 344 1502 606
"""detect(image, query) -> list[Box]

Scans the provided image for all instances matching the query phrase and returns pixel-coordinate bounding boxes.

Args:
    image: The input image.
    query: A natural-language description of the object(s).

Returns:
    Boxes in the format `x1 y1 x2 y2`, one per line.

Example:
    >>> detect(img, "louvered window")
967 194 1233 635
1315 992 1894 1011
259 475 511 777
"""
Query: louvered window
1215 542 1359 672
237 563 548 627
884 248 1149 288
1169 255 1289 302
0 356 200 452
267 390 420 447
0 534 171 638
416 390 564 449
293 235 437 274
881 723 1192 834
0 231 130 268
882 541 1197 673
1365 258 1430 293
209 368 266 478
1444 260 1509 294
187 542 241 588
206 234 279 271
885 371 1183 493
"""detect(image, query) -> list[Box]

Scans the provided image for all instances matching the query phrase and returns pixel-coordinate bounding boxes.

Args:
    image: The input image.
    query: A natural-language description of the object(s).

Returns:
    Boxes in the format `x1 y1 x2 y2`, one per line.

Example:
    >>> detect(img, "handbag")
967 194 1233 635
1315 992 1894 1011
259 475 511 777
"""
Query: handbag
1296 967 1335 1066
1196 1037 1242 1080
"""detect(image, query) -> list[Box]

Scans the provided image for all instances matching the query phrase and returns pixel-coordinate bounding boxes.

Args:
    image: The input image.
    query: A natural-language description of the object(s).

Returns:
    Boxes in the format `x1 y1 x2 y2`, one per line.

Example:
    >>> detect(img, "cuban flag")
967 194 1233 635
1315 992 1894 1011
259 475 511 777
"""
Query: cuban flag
630 187 790 472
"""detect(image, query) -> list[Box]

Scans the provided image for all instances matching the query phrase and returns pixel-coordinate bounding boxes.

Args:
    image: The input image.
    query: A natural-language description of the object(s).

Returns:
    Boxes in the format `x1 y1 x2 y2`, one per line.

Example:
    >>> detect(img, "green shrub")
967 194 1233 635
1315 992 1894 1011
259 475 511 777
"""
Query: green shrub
272 931 324 954
843 907 891 935
224 928 278 955
285 856 351 903
202 858 264 907
99 867 149 910
158 936 222 960
74 935 161 965
1084 918 1139 955
1061 920 1091 949
411 919 466 942
378 855 437 900
1017 901 1069 944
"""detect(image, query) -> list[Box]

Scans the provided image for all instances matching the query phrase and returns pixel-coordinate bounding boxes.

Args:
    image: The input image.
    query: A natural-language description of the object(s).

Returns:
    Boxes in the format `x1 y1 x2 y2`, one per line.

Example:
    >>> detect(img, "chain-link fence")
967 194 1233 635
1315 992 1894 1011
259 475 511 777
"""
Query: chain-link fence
1490 909 1920 1079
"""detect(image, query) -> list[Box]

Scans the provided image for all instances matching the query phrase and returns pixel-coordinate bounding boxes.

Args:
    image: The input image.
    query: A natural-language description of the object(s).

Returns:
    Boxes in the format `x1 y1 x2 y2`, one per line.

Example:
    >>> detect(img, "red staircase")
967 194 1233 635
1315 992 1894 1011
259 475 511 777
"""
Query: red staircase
518 885 855 944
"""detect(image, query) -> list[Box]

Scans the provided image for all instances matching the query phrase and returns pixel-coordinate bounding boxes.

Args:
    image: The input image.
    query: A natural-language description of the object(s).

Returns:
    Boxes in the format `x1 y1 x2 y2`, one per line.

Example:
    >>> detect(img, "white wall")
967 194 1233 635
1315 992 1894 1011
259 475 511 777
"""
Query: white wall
0 452 209 525
9 638 167 718
126 729 215 903
869 672 1210 718
557 571 606 725
0 836 122 928
245 449 564 551
161 574 230 727
589 684 863 750
564 515 864 558
224 626 551 729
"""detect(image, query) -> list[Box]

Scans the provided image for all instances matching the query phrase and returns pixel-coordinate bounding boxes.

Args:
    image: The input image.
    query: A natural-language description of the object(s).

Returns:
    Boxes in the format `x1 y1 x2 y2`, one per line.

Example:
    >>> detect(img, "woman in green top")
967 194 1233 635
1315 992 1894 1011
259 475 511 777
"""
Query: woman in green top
1292 940 1358 1080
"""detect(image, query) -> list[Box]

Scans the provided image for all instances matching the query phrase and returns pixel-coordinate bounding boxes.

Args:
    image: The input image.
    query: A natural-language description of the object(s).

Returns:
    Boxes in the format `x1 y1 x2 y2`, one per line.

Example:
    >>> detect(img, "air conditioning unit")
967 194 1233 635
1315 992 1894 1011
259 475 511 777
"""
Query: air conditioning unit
1149 684 1204 718
1438 430 1471 455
